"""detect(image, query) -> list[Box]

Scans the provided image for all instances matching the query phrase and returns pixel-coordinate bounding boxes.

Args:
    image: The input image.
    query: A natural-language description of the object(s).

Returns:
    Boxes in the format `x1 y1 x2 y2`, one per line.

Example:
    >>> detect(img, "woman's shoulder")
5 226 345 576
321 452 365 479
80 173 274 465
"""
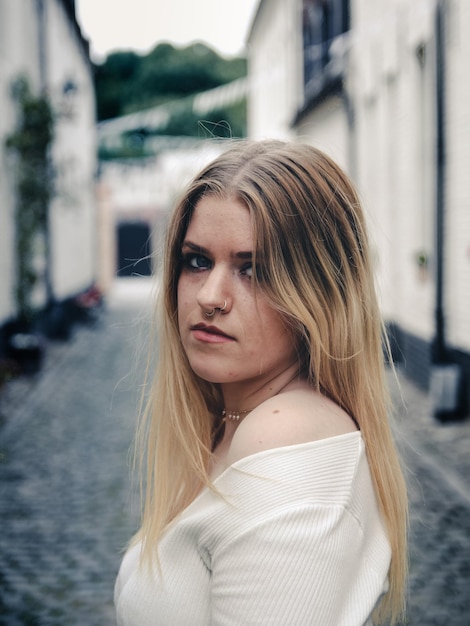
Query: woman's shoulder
226 387 359 468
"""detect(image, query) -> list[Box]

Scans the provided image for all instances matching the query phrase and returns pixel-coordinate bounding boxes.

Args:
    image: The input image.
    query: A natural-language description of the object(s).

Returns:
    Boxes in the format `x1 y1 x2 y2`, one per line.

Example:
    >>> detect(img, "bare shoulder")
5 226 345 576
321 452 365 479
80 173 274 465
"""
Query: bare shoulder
227 388 358 466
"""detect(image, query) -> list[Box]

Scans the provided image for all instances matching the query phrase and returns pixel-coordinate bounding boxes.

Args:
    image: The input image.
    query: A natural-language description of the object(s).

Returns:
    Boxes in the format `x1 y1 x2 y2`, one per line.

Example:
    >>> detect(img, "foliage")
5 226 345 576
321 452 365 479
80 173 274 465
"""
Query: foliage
94 50 141 120
415 250 429 268
94 42 247 137
5 77 54 321
200 100 247 139
157 100 247 139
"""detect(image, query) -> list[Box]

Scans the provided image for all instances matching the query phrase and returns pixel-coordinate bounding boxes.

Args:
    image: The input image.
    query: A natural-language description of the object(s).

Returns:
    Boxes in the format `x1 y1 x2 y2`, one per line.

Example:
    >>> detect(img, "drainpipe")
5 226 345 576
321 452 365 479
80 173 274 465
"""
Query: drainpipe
430 0 462 420
432 0 446 364
36 0 54 308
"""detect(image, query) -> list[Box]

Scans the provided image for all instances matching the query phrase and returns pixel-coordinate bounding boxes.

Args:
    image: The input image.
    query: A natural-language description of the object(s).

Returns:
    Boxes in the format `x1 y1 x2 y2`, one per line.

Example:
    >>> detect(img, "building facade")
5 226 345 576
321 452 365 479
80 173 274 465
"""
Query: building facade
96 142 227 291
247 0 351 169
247 0 470 415
0 0 96 340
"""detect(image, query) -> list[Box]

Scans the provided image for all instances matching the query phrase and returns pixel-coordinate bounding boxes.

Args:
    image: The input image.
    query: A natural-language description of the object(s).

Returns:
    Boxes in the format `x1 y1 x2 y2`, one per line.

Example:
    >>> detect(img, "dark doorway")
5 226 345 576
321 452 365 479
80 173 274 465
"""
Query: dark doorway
116 221 152 277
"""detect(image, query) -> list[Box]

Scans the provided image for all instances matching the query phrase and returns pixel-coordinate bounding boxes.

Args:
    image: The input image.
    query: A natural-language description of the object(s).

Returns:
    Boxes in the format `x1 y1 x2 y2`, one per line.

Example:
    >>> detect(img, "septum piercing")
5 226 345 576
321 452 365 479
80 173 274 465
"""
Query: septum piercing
205 300 227 317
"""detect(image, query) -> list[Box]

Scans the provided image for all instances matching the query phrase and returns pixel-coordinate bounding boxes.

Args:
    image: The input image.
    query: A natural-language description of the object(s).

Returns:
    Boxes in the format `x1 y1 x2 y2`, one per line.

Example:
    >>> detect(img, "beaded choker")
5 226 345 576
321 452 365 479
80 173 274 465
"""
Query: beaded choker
222 408 251 421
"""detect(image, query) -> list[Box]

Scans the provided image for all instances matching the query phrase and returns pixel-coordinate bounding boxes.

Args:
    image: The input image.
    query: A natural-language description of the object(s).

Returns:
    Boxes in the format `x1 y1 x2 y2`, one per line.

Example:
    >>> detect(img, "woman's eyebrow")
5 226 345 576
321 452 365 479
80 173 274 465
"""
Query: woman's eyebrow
182 240 253 260
181 240 209 254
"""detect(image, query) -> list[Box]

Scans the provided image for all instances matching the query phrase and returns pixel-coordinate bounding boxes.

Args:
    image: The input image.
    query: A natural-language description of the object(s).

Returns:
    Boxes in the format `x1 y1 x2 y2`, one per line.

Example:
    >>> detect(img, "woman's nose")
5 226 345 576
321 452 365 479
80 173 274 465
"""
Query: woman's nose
196 266 230 312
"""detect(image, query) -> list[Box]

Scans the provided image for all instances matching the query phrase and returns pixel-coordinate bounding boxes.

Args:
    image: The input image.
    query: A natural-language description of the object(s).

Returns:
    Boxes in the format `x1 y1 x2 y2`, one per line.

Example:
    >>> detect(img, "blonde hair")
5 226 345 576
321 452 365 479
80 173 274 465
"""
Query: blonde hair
135 140 408 624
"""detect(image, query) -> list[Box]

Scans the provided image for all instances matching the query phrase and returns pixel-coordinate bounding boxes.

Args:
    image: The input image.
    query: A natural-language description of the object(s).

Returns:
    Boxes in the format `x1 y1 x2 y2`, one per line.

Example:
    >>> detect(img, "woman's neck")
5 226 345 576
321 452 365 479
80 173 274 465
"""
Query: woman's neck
220 361 305 417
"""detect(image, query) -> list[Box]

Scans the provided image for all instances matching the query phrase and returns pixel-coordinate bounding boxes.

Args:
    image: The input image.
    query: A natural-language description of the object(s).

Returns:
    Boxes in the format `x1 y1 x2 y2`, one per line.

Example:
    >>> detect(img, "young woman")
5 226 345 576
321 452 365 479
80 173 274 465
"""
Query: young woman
115 140 408 625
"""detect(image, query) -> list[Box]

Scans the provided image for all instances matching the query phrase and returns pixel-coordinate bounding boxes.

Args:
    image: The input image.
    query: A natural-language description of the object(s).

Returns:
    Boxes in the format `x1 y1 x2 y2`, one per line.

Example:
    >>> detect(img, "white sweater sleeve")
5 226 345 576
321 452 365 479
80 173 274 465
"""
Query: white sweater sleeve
211 504 373 625
115 433 390 626
201 434 390 626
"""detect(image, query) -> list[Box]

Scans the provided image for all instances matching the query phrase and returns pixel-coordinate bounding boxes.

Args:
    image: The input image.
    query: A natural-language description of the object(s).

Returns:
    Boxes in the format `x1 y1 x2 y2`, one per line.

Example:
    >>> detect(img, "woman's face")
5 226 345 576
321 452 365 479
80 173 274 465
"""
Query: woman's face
177 195 298 390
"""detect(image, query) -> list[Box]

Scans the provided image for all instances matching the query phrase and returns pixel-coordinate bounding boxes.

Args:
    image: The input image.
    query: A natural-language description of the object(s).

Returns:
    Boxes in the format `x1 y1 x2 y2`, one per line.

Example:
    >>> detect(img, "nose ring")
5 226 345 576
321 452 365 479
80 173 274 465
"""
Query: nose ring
204 300 227 317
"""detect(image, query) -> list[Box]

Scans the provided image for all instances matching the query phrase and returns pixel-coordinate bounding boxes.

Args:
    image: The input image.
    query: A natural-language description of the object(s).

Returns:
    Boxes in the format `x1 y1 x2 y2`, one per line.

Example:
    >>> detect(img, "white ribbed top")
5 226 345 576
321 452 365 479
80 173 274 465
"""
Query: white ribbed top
115 431 391 625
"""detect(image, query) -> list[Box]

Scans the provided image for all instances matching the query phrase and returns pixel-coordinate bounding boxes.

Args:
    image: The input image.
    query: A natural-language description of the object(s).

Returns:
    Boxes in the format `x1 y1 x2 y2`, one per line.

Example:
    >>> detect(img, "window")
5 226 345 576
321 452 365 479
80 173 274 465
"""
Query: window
302 0 350 102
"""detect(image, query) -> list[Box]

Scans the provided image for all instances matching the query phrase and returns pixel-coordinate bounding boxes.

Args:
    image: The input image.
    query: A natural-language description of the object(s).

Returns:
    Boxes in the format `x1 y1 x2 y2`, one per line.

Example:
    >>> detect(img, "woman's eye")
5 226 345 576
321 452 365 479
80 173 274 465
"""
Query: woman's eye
241 263 253 278
182 253 211 271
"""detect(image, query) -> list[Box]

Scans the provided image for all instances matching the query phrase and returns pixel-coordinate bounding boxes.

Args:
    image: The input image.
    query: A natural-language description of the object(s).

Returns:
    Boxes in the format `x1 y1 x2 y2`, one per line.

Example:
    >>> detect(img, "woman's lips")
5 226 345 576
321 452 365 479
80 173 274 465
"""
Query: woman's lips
190 324 235 343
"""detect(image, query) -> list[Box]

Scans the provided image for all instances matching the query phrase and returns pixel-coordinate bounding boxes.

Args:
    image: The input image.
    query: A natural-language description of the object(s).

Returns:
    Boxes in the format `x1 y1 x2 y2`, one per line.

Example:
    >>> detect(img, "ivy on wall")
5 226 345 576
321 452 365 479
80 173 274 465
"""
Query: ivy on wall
5 77 54 322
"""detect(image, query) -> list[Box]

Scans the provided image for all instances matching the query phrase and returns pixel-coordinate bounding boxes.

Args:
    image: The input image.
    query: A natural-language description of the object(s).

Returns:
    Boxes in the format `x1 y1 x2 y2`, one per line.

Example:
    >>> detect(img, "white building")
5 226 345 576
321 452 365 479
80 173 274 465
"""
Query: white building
247 0 302 141
0 0 96 341
95 79 247 291
247 0 470 415
349 0 439 386
247 0 351 170
96 141 227 290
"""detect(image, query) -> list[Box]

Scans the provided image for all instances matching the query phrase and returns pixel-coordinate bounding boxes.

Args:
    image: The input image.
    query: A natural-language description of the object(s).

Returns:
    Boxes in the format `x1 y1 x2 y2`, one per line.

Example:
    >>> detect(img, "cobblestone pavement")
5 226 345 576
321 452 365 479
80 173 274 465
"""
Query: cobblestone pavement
0 280 154 626
0 278 469 625
390 372 470 626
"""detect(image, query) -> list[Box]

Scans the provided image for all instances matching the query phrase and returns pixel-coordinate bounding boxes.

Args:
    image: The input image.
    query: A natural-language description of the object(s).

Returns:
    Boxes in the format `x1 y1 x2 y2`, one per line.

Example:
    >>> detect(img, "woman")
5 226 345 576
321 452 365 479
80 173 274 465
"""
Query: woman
115 140 408 625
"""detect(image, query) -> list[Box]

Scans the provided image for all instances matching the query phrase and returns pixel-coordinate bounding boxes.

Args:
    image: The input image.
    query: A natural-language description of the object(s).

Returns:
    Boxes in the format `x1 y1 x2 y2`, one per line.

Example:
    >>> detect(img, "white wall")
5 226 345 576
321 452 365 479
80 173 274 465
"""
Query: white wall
0 0 42 322
47 0 97 300
349 0 437 340
247 0 302 139
248 0 350 173
246 0 470 364
294 94 350 173
100 144 225 219
445 1 470 353
0 0 96 325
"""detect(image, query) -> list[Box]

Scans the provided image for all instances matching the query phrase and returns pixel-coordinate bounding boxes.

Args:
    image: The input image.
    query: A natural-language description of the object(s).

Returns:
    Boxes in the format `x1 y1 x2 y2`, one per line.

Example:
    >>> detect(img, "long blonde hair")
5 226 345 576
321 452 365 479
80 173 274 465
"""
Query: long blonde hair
135 140 408 624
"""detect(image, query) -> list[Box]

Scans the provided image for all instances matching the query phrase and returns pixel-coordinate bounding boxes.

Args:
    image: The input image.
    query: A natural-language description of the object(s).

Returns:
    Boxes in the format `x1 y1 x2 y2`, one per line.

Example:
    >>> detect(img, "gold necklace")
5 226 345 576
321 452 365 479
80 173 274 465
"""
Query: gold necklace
222 408 251 421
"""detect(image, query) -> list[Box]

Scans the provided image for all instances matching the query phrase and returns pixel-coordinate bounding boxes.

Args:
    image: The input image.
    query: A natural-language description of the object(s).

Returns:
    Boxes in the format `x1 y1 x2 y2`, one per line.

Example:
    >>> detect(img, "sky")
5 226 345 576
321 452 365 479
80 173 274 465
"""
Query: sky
75 0 260 62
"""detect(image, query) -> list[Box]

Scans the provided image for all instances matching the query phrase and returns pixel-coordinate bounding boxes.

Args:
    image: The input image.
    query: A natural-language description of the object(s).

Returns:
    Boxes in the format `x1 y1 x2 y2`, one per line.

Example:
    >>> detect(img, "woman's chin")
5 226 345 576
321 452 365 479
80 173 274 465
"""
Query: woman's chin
191 364 240 386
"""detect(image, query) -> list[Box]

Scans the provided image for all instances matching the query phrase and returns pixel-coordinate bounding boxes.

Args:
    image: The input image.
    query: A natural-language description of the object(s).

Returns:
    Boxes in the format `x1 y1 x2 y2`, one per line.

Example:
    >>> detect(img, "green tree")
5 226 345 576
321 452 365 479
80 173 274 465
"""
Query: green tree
94 50 141 120
94 42 247 126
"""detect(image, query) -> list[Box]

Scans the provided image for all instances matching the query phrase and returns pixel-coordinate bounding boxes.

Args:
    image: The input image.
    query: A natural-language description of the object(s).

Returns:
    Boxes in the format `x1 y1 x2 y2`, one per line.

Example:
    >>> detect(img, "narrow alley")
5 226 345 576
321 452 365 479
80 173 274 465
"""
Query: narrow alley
0 280 153 625
0 279 469 625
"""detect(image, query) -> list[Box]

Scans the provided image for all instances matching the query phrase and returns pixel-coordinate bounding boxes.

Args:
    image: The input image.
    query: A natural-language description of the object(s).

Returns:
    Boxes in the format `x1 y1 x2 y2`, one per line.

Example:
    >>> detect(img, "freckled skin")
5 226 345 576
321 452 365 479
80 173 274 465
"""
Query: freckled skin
177 196 299 409
176 196 357 478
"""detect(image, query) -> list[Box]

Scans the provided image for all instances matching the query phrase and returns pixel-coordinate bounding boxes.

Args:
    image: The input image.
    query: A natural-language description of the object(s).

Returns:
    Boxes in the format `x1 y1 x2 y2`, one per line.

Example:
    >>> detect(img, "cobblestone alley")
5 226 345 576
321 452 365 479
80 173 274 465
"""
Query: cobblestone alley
0 279 469 625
